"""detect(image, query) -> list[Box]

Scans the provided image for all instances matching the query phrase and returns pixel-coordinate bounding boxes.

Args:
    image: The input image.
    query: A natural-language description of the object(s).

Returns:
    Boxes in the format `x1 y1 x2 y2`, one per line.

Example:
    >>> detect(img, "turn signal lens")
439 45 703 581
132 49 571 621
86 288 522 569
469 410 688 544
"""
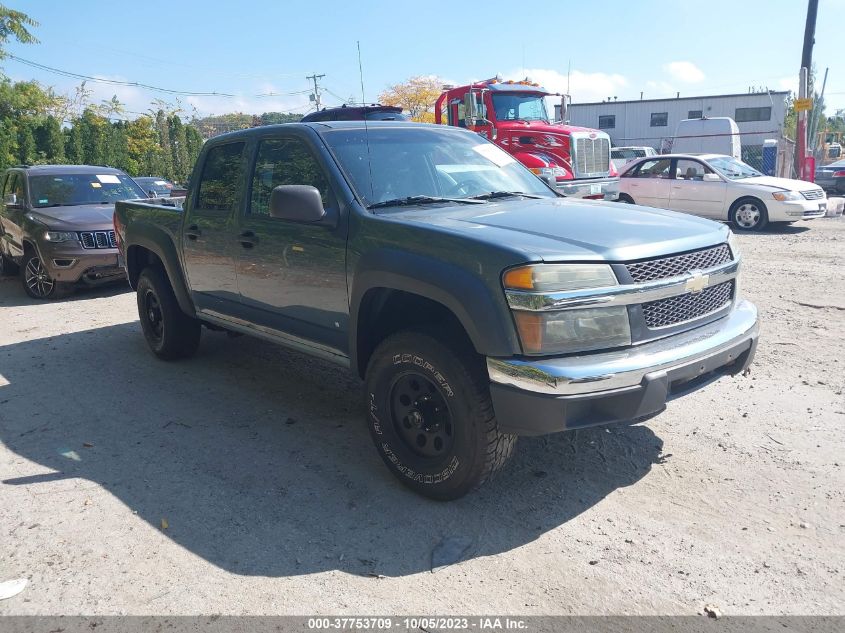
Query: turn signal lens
503 264 617 293
513 307 631 354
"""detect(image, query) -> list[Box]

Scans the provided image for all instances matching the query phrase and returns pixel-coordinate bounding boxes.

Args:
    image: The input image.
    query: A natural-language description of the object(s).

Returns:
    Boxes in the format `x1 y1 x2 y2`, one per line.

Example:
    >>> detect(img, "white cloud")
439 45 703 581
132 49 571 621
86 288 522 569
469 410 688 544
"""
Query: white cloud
664 61 705 84
777 76 798 95
503 68 628 104
645 80 677 98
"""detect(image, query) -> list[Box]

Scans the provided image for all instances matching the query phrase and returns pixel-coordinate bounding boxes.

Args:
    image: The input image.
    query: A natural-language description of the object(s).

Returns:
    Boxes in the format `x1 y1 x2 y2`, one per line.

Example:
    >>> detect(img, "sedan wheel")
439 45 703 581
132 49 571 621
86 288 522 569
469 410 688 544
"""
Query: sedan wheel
730 198 769 231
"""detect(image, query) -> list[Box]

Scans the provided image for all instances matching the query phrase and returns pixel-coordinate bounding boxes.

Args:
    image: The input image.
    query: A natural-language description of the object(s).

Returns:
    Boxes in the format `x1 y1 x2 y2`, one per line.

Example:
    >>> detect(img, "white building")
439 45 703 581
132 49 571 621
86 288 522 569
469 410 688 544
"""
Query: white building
563 91 789 152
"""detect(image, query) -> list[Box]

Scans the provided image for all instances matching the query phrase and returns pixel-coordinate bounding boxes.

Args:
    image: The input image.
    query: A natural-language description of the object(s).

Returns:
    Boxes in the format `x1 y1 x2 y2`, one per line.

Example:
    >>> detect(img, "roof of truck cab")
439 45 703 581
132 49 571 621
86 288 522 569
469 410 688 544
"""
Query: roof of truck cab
204 121 459 142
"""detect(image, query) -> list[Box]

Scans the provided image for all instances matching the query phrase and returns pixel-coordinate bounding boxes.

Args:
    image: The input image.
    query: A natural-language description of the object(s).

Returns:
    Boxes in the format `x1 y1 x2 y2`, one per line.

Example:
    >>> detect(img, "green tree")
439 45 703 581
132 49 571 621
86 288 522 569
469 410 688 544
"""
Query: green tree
0 5 38 59
34 114 64 163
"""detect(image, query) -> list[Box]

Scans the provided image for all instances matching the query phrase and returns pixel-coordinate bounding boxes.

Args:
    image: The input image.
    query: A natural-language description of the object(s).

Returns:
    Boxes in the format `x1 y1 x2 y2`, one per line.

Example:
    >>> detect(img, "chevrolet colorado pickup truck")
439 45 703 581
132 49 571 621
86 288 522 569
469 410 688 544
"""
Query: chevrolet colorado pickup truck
114 122 759 500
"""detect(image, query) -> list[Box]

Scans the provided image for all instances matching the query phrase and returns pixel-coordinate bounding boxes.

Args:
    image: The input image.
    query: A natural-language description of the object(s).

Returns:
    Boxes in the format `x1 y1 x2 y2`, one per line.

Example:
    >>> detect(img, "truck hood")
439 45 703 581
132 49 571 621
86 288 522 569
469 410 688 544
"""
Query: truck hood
388 198 730 262
736 175 822 192
27 204 117 231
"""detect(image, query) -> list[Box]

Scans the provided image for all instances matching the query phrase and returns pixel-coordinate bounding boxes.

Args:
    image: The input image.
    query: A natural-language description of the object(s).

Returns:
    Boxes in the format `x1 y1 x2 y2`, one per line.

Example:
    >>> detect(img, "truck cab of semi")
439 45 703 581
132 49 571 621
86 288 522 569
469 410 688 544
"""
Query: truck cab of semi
435 77 619 200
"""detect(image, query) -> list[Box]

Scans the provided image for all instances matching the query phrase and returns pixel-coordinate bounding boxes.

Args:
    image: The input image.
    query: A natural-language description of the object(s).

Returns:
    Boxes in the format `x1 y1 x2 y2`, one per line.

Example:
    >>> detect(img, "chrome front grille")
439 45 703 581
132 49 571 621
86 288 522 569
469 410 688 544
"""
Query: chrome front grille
801 189 825 200
626 244 732 283
643 281 734 328
574 136 610 176
79 230 116 249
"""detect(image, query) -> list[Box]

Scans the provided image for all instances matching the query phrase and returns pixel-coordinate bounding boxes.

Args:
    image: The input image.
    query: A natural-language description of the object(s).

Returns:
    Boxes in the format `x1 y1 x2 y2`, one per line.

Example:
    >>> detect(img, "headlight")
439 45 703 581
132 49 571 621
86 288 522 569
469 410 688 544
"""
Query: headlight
513 307 631 354
727 231 740 259
43 231 78 243
771 191 802 201
505 264 630 354
504 263 617 292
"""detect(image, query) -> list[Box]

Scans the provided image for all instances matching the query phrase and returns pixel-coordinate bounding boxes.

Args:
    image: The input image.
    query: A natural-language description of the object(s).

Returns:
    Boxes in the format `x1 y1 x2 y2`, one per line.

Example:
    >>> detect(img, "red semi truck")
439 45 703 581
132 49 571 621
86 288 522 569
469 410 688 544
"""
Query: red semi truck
435 77 619 200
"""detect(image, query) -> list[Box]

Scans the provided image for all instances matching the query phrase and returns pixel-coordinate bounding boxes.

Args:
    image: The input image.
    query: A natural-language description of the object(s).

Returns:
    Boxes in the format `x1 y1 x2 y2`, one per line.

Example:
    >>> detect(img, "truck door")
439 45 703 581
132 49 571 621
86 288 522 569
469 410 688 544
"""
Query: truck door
235 131 348 354
182 140 246 312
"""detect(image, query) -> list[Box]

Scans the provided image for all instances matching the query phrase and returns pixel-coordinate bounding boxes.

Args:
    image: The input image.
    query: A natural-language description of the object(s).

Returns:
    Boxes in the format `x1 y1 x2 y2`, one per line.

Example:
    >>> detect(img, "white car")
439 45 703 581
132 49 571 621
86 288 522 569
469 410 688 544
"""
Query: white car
610 146 657 171
617 153 827 231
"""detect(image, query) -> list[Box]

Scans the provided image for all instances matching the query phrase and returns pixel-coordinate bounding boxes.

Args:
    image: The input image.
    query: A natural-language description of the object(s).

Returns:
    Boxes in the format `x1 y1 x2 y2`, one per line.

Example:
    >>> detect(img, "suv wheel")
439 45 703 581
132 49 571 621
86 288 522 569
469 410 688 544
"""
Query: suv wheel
136 266 201 359
21 250 71 299
365 329 516 500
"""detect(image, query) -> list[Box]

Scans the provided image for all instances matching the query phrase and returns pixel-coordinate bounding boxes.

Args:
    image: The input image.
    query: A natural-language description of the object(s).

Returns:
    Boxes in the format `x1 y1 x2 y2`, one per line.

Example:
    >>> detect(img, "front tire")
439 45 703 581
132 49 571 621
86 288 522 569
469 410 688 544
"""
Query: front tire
136 267 201 360
365 329 516 500
730 197 769 231
21 250 72 299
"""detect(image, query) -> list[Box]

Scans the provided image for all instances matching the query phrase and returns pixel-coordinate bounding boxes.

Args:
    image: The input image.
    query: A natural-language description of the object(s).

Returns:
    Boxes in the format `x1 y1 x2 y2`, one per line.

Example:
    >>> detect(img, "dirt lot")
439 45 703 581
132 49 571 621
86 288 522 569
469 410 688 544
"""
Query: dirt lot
0 218 843 616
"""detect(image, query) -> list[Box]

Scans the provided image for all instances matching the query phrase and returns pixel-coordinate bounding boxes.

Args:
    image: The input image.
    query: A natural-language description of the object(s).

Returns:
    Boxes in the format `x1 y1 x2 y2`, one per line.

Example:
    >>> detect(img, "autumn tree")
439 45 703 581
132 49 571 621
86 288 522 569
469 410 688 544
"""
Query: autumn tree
378 75 443 123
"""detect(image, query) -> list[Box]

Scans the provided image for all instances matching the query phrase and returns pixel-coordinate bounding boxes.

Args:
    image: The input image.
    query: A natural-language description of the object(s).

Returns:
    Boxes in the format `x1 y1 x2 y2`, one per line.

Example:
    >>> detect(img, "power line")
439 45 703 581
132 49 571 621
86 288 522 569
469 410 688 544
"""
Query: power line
5 54 237 97
4 54 315 100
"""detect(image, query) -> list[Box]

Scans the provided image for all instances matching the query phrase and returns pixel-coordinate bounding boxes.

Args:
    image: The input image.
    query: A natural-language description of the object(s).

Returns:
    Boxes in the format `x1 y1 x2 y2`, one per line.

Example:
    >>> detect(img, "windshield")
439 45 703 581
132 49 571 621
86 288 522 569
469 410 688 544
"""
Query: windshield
135 178 174 196
706 156 762 180
29 173 146 207
364 111 408 121
322 127 555 208
491 93 549 122
612 149 647 160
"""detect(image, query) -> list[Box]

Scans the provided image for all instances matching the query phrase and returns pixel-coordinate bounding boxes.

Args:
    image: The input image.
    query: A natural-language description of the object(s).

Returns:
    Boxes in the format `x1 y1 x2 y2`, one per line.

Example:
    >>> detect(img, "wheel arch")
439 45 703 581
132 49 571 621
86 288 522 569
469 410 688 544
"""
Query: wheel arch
125 233 195 318
349 251 520 379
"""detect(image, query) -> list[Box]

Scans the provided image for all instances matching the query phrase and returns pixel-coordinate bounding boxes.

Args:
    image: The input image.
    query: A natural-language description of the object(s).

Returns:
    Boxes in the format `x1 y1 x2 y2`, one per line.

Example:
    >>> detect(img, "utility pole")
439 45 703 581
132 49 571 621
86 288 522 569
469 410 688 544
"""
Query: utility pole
306 73 325 111
796 0 818 179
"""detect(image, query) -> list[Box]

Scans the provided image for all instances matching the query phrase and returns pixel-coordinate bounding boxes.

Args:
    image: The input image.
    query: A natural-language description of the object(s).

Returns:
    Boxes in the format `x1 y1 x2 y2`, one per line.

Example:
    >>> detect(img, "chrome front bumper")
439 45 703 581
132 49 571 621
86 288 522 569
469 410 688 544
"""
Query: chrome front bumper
487 300 759 435
557 177 620 200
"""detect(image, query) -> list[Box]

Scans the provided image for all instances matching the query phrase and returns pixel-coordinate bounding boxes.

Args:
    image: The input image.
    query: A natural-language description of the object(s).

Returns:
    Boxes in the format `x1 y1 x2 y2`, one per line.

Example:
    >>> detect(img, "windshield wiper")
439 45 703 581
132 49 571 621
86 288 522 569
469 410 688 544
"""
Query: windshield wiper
367 195 485 210
469 191 543 200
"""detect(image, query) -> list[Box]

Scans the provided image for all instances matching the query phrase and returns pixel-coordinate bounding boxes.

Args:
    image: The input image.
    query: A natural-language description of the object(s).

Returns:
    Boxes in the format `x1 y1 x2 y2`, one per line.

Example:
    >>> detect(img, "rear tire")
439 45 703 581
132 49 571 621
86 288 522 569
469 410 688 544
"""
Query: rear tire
729 197 769 231
617 194 635 204
364 329 516 500
0 252 19 277
136 266 201 360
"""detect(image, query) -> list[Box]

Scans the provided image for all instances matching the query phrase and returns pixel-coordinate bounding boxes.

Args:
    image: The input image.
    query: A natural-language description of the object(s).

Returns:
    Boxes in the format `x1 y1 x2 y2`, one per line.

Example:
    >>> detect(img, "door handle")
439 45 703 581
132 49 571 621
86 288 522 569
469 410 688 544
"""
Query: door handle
238 230 259 248
185 224 201 240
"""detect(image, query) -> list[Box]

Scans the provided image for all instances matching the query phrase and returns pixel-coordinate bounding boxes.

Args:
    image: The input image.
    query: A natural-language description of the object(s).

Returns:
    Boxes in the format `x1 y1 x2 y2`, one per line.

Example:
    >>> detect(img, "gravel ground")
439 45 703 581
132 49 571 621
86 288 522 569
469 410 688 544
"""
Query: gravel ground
0 218 843 616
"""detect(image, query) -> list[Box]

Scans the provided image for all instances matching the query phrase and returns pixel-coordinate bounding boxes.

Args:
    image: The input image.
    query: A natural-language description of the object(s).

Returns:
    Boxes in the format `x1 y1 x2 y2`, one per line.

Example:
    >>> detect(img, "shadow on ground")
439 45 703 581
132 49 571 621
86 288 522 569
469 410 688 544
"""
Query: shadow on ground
0 282 663 578
0 275 131 307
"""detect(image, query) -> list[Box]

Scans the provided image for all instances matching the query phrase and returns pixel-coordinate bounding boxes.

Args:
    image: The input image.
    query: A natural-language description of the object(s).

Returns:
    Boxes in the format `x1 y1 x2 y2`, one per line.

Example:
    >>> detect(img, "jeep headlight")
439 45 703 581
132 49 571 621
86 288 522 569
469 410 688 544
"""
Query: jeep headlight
504 264 631 354
771 191 802 201
43 231 78 243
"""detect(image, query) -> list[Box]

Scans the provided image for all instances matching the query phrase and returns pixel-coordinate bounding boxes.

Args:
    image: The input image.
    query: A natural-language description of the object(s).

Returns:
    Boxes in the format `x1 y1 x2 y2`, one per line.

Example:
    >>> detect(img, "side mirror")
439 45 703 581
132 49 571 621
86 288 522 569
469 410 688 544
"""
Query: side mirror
269 185 326 223
148 190 157 198
539 174 556 188
703 173 721 182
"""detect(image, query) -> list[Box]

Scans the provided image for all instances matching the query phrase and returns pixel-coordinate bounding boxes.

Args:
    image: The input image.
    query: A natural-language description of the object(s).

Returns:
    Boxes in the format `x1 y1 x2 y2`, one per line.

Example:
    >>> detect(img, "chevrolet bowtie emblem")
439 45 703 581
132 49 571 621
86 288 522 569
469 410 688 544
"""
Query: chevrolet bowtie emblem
685 271 709 294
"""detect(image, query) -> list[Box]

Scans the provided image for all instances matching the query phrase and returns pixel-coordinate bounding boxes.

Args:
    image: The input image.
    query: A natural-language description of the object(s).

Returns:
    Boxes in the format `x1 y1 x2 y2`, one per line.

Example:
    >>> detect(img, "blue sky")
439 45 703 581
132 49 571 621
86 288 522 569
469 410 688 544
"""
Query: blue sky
3 0 844 119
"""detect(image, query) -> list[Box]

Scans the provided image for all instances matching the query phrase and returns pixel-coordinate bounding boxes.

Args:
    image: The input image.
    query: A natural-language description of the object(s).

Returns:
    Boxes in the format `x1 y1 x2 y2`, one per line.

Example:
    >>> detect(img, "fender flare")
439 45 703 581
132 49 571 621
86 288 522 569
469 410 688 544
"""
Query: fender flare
349 249 520 376
125 228 195 318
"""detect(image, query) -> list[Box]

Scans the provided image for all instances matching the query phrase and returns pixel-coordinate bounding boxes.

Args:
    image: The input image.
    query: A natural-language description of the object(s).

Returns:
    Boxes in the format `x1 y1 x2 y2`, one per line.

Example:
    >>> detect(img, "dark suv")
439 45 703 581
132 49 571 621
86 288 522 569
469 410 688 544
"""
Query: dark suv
300 104 408 122
0 165 147 299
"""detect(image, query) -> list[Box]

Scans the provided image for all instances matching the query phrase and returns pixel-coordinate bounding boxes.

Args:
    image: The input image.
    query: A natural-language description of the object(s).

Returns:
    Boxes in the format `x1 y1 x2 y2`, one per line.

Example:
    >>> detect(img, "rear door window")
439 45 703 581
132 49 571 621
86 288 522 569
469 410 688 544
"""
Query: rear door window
196 142 246 212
